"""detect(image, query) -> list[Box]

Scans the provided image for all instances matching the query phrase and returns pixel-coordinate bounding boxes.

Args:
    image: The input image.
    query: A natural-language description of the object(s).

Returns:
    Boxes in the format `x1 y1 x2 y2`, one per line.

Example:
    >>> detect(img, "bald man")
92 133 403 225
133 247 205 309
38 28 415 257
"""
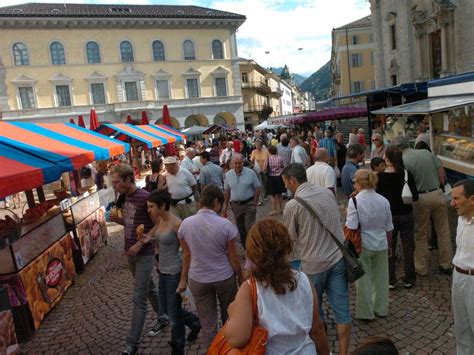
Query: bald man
306 148 336 195
223 154 261 247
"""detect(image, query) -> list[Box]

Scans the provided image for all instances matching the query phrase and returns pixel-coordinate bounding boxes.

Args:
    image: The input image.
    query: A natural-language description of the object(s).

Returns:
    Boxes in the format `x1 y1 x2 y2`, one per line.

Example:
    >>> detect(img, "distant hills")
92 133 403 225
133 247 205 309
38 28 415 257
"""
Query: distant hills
270 67 307 87
300 61 331 102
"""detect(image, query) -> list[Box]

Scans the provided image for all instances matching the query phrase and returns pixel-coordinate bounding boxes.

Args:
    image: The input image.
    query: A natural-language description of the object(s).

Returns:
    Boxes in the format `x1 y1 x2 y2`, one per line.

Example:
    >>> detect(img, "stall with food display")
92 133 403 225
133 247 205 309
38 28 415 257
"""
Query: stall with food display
372 74 474 179
0 122 129 340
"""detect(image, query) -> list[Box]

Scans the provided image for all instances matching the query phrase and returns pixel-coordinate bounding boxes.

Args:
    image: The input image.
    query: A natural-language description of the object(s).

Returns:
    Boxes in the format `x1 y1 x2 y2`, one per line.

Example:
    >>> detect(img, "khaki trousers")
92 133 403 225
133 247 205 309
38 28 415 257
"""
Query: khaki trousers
412 189 453 275
171 201 196 220
230 200 257 248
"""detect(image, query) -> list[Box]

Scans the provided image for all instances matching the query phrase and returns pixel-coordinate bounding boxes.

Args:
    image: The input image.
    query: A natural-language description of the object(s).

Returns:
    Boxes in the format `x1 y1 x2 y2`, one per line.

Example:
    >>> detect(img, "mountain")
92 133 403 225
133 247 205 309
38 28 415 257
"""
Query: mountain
270 67 307 87
300 61 331 102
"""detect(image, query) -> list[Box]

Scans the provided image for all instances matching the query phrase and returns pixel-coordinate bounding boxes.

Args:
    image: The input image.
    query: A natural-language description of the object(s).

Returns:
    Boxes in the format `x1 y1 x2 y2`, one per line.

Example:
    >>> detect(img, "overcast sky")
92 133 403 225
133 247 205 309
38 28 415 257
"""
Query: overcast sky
1 0 371 77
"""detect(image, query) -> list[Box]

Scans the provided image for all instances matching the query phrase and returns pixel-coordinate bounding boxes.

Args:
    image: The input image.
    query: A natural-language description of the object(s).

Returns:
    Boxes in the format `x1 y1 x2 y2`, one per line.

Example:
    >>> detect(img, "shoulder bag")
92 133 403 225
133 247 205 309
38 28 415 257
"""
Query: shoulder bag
294 196 365 283
208 277 268 355
343 197 362 256
401 170 413 204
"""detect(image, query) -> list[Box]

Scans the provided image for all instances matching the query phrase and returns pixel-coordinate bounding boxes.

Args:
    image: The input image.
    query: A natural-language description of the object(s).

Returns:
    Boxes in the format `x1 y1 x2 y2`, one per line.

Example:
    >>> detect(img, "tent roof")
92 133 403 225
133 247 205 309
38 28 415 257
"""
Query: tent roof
0 142 62 198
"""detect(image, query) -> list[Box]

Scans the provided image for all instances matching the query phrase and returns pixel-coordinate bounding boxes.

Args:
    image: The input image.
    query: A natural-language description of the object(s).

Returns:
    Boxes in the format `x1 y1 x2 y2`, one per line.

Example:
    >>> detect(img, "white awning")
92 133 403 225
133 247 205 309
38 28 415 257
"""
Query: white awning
372 94 474 115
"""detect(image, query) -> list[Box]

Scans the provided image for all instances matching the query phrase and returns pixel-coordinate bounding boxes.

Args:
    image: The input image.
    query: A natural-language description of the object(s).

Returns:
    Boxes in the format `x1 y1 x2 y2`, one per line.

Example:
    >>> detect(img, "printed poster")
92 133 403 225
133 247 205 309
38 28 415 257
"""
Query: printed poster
76 207 108 265
0 310 18 354
19 234 76 329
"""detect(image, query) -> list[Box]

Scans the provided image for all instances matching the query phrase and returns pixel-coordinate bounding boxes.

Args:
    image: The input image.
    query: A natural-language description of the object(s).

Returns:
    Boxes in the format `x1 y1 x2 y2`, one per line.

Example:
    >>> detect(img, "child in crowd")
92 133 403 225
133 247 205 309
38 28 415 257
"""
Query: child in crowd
370 157 386 173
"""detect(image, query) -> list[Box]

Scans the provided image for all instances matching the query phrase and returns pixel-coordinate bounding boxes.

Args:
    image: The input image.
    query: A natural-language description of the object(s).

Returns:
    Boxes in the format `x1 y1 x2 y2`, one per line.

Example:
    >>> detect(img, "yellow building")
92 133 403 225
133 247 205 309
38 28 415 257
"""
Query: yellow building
330 15 375 99
239 59 273 130
0 3 246 129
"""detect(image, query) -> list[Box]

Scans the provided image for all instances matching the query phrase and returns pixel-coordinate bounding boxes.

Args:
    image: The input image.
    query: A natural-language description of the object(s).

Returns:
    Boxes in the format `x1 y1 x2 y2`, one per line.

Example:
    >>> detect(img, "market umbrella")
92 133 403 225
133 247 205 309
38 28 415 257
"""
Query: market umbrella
161 105 174 156
126 114 132 124
89 108 100 131
78 115 86 128
70 118 75 125
141 111 149 125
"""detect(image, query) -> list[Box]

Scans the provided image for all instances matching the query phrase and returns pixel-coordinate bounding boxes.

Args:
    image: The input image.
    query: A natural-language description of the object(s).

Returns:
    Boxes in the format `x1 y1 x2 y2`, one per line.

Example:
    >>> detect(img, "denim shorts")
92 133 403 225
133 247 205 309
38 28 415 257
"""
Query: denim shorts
307 258 351 324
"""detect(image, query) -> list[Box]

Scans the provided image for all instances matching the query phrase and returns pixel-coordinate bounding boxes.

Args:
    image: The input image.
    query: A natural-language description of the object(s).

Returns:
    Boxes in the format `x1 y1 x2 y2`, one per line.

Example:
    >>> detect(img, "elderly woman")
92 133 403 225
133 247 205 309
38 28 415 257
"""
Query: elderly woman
250 139 270 205
346 169 393 321
370 133 386 159
222 219 330 355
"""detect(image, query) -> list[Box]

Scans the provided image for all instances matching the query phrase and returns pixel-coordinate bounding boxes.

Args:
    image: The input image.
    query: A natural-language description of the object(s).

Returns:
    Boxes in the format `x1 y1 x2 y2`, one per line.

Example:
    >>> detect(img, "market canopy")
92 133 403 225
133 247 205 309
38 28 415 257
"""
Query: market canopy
371 94 474 115
0 142 63 199
95 123 182 148
295 107 368 124
0 122 129 172
181 126 208 135
255 120 284 130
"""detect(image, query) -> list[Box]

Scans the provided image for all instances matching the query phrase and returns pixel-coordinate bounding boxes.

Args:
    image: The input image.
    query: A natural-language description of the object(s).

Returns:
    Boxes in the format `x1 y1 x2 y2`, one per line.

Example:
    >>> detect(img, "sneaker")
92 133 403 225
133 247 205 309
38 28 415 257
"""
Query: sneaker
148 316 170 336
187 325 201 342
404 282 413 289
388 283 396 290
122 345 138 355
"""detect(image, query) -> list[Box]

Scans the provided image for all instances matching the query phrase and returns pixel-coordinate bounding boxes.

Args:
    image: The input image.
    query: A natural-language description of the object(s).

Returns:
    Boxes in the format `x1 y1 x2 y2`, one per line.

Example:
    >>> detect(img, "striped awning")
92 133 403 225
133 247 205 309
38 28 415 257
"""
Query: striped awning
0 122 129 172
95 124 185 148
0 142 63 199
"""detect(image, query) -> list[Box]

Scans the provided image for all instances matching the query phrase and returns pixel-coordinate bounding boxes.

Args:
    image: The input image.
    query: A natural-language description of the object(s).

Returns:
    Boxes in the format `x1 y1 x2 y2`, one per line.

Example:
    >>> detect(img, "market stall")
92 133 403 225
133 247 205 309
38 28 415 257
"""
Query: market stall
0 123 130 340
372 93 474 177
0 284 19 353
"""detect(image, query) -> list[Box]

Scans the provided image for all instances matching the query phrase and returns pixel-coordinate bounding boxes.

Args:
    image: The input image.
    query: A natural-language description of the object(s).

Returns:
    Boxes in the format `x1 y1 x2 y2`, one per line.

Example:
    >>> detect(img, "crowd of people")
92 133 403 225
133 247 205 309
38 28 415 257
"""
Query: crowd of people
104 124 472 355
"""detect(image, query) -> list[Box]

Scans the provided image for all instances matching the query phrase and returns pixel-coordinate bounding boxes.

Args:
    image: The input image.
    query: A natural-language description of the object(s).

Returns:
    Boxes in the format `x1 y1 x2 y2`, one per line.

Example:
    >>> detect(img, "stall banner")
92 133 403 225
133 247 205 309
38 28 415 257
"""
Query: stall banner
76 207 108 265
19 234 76 329
0 310 18 354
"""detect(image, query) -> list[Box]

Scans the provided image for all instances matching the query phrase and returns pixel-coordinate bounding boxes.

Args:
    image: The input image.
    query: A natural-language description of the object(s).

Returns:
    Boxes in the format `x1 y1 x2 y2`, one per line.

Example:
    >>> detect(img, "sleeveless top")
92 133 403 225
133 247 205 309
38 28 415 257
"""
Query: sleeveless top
154 229 182 275
256 271 316 354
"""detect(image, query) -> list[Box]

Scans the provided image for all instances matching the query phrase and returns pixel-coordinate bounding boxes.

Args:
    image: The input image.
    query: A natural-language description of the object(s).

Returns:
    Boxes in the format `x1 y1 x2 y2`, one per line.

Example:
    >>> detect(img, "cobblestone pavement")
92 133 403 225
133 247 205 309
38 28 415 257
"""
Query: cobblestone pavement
19 198 457 354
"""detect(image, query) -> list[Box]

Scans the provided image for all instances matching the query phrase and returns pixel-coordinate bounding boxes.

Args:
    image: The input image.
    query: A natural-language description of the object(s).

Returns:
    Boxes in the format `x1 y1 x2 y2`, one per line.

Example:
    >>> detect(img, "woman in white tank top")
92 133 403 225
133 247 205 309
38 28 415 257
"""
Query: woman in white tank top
221 219 330 355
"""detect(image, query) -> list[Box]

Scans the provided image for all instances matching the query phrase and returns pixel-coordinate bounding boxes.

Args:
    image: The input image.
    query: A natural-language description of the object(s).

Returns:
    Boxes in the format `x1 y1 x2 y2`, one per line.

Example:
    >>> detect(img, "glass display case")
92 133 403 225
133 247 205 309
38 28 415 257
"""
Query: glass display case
436 134 474 176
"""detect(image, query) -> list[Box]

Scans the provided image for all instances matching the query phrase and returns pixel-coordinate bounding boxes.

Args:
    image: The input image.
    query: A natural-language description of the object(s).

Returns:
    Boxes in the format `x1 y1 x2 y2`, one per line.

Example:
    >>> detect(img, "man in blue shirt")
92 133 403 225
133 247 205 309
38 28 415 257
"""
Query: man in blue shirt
341 143 365 197
318 130 337 167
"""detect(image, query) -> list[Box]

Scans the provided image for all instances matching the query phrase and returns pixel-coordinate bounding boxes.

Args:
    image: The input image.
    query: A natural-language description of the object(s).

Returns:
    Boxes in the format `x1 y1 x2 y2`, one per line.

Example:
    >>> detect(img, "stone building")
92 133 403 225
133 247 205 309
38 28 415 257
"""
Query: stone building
370 0 474 88
0 3 246 129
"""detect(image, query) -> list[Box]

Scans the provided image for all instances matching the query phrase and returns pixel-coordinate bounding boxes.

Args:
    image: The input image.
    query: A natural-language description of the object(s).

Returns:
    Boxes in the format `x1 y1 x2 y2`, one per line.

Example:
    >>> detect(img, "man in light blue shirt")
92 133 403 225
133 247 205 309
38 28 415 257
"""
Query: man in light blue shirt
341 143 365 197
199 151 224 191
223 154 261 247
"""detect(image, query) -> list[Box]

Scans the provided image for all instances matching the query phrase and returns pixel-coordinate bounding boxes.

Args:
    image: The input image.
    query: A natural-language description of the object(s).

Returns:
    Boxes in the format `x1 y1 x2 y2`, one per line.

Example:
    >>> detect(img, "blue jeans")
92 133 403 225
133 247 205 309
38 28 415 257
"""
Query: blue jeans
307 257 351 324
159 273 200 353
126 255 161 347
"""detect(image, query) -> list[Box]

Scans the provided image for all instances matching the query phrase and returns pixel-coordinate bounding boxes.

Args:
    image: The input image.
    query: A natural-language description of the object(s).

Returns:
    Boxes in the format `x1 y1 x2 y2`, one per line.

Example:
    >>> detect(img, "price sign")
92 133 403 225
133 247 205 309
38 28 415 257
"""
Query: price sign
60 198 72 211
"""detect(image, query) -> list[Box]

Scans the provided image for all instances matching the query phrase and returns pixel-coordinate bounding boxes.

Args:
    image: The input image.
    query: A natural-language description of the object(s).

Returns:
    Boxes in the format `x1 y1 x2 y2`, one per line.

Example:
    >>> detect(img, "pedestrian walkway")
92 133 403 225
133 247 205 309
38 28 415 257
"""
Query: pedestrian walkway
19 200 456 354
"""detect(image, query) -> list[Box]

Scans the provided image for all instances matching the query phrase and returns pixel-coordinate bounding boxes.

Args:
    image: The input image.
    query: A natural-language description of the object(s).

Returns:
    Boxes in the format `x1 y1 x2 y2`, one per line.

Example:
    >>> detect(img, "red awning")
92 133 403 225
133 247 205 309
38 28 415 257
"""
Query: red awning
296 107 368 124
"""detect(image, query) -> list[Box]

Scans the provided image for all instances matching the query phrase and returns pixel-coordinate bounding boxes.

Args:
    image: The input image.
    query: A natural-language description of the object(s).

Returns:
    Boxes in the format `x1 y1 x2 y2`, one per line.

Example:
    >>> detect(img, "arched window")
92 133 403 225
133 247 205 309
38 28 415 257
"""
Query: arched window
120 41 134 63
13 43 29 66
50 42 66 65
212 40 223 59
183 40 195 60
86 41 101 64
152 40 165 61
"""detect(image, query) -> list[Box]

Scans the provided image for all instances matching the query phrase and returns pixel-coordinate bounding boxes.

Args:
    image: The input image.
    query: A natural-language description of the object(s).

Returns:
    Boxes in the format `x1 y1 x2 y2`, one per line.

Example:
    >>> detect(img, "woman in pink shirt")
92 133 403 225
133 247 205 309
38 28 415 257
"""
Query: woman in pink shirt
263 145 285 215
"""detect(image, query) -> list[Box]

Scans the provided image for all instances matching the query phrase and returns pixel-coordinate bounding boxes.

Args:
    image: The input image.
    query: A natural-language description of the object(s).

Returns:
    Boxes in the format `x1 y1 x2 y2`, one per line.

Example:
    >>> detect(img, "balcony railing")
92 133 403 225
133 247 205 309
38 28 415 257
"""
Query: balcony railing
243 104 272 113
241 81 271 93
269 87 283 97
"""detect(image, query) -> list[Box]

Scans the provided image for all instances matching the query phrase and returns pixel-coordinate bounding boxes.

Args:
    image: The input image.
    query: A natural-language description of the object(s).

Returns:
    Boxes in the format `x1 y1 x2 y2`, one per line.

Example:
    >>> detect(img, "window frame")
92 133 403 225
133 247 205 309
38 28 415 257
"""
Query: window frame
50 41 66 65
86 41 101 64
214 77 228 97
183 40 196 60
186 78 200 99
90 82 107 105
212 39 224 60
390 24 397 51
351 53 363 67
17 86 36 109
124 81 140 102
120 40 134 63
155 79 170 100
55 84 72 107
152 40 166 62
12 42 29 66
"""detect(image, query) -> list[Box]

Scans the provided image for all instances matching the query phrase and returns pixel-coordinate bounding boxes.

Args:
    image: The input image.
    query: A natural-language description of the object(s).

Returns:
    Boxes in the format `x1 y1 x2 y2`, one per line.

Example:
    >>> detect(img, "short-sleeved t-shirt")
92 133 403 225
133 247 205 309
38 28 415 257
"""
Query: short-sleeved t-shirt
251 149 270 171
402 148 441 192
166 168 196 200
178 209 239 283
224 167 261 202
123 188 155 256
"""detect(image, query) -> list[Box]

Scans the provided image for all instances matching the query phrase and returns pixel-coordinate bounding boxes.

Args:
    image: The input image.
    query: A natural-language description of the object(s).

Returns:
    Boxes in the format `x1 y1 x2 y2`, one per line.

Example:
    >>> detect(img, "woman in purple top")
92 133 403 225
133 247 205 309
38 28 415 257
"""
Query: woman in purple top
176 186 243 347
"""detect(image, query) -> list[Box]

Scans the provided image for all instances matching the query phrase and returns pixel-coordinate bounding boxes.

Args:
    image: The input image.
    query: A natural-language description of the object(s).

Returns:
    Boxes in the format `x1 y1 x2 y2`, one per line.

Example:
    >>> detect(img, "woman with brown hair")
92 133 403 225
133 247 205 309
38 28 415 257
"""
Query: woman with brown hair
144 158 167 192
263 145 285 215
221 219 330 355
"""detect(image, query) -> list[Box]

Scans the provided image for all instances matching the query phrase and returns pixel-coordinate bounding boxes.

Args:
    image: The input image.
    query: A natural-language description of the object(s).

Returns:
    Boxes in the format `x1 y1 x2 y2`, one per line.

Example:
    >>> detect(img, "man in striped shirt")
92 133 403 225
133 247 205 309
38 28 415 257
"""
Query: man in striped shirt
110 163 165 355
282 163 352 355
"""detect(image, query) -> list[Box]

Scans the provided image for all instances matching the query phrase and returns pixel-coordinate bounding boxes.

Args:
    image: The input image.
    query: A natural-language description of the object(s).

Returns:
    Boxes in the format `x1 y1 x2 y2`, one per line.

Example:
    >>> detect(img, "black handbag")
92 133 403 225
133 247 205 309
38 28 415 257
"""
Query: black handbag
294 196 365 283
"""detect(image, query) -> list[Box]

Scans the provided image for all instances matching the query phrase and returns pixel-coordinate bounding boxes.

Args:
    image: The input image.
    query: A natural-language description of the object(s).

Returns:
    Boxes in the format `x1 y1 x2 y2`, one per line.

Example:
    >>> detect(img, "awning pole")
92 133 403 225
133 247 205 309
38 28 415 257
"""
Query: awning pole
25 190 35 208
